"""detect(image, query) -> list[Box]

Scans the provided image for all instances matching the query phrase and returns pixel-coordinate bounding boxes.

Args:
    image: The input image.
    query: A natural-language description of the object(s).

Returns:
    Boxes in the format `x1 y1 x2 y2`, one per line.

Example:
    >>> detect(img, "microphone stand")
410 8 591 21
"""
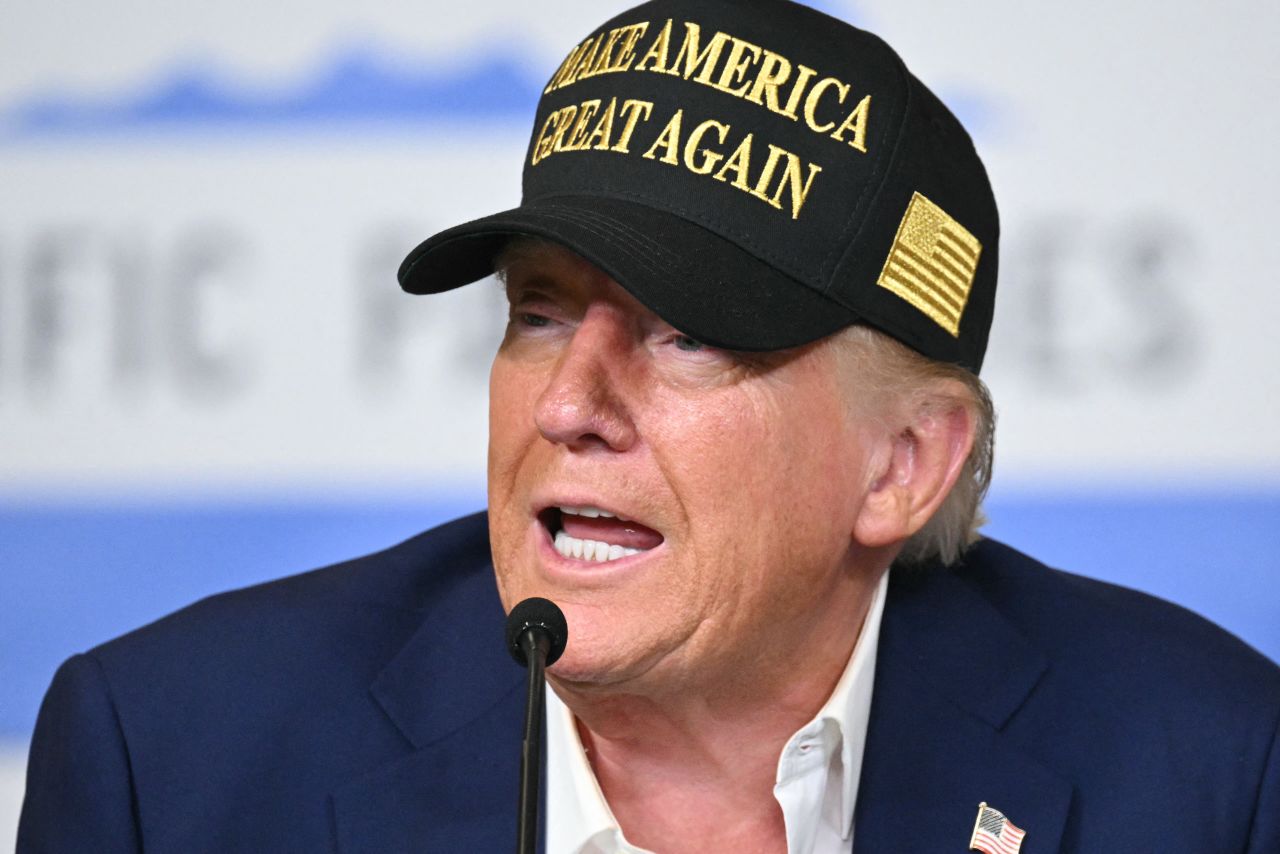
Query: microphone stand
516 628 551 854
505 596 566 854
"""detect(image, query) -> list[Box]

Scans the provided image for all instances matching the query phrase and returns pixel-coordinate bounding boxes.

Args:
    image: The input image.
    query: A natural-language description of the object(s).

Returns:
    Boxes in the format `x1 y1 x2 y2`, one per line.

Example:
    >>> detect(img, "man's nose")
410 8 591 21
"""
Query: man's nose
533 308 639 452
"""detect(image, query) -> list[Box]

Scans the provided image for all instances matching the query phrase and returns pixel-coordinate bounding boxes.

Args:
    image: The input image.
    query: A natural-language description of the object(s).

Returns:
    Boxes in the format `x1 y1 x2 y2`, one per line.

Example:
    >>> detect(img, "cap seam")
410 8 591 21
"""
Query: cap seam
818 49 915 289
530 206 684 285
536 202 683 267
418 205 679 288
527 188 827 286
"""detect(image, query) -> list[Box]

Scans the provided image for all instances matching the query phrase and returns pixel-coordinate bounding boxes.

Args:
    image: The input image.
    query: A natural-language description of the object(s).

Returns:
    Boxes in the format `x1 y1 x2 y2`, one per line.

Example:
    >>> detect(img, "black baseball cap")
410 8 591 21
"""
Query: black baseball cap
399 0 999 372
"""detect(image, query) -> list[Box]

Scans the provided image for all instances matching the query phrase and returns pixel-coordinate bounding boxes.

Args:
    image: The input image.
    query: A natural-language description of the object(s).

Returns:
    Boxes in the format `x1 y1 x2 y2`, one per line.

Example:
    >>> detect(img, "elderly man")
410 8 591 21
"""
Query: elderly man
18 0 1280 852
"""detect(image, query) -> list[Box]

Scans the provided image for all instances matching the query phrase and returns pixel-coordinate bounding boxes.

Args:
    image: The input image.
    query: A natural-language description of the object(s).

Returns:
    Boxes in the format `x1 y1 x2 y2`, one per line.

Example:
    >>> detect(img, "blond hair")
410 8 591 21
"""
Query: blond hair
833 324 995 565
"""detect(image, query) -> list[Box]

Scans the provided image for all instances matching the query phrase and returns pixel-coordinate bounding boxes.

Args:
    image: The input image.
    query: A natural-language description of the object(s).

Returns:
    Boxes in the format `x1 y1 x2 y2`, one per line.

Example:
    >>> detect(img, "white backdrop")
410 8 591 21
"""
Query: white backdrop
4 0 1278 843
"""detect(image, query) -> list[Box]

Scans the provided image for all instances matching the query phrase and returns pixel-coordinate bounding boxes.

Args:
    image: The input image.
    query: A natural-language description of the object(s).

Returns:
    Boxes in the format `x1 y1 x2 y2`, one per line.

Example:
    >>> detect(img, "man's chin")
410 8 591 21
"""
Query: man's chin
543 623 663 694
545 641 635 688
498 582 685 691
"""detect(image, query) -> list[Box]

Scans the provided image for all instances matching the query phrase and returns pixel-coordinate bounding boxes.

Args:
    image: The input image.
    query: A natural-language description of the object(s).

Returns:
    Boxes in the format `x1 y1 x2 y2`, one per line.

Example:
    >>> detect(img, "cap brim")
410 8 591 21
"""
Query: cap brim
398 195 858 352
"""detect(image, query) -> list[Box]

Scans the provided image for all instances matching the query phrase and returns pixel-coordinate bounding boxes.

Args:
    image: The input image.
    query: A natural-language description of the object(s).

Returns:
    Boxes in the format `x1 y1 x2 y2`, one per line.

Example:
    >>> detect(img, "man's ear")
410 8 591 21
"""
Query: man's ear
854 381 976 549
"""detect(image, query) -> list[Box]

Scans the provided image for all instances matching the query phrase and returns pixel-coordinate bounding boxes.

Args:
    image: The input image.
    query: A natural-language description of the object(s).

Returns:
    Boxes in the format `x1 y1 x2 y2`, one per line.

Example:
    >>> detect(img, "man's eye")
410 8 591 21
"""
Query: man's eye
517 313 551 328
674 335 705 352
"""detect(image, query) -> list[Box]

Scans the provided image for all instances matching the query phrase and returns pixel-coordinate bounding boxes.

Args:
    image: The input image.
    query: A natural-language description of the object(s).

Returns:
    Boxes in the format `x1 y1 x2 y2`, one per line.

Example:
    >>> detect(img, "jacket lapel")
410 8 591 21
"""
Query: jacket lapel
854 564 1074 853
330 558 530 853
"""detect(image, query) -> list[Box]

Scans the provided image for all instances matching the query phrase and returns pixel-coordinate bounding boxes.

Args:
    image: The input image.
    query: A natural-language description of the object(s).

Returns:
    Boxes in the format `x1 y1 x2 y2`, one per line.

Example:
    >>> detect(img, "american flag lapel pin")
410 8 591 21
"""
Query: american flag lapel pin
969 802 1026 854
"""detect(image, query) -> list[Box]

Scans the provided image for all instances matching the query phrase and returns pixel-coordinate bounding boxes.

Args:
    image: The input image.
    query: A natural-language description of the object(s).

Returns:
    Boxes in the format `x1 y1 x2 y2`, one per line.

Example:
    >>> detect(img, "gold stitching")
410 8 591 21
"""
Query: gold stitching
876 192 982 337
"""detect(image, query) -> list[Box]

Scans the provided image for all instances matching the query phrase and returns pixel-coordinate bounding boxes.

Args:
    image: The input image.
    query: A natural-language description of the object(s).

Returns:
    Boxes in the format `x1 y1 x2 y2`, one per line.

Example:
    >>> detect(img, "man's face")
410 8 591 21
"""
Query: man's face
488 243 882 694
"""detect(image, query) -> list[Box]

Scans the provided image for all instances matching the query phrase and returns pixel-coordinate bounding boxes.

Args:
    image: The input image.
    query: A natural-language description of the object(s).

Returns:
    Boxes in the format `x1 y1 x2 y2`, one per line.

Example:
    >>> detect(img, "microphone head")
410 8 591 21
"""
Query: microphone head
505 597 569 667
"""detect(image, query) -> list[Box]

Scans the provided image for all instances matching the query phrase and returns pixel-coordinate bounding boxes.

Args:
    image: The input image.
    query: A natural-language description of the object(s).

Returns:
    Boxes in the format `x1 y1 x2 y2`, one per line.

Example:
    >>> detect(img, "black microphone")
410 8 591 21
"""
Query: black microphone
504 597 568 854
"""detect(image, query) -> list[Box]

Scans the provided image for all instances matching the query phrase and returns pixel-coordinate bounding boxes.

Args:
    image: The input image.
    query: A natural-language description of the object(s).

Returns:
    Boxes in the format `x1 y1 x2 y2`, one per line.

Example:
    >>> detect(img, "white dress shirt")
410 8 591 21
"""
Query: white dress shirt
545 570 889 854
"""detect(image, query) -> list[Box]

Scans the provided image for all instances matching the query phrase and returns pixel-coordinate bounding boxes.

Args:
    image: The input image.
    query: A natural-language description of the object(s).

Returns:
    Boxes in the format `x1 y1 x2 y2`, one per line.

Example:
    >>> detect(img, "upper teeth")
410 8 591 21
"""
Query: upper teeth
559 505 624 521
553 505 647 563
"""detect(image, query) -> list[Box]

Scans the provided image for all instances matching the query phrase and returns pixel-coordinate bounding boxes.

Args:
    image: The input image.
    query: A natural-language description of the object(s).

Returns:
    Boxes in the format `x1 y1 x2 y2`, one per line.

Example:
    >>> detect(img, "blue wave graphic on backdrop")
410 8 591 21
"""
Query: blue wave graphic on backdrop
3 47 542 137
1 33 998 139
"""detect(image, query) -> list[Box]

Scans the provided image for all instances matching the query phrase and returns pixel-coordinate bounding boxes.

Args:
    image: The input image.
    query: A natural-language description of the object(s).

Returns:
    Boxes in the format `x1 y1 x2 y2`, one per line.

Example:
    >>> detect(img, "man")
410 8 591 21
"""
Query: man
18 0 1280 852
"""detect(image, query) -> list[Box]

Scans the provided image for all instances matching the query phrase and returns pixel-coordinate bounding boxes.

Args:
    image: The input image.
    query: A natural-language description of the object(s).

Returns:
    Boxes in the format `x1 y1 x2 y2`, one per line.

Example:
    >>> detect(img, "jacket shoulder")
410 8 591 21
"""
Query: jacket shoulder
24 512 500 851
85 510 493 691
957 537 1280 691
940 539 1280 849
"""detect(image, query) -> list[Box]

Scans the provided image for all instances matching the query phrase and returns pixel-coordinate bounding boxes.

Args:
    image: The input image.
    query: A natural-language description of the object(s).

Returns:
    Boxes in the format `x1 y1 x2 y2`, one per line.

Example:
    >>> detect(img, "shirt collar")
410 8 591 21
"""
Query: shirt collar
546 568 890 853
812 566 889 840
547 682 625 852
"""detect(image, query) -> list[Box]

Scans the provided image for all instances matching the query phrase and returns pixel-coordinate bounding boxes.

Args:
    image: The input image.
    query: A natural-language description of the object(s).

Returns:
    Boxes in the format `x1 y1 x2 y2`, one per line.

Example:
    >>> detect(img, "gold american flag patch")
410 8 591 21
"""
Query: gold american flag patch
877 192 982 336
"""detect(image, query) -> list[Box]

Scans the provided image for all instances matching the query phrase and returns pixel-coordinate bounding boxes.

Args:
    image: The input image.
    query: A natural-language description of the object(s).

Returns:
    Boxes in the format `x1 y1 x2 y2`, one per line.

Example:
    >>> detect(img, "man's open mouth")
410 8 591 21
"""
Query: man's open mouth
538 506 665 563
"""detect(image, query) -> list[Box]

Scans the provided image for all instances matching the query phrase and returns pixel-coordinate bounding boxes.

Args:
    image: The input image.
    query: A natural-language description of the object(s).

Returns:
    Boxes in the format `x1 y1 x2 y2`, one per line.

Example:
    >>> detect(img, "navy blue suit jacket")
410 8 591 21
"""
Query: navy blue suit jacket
18 512 1280 852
